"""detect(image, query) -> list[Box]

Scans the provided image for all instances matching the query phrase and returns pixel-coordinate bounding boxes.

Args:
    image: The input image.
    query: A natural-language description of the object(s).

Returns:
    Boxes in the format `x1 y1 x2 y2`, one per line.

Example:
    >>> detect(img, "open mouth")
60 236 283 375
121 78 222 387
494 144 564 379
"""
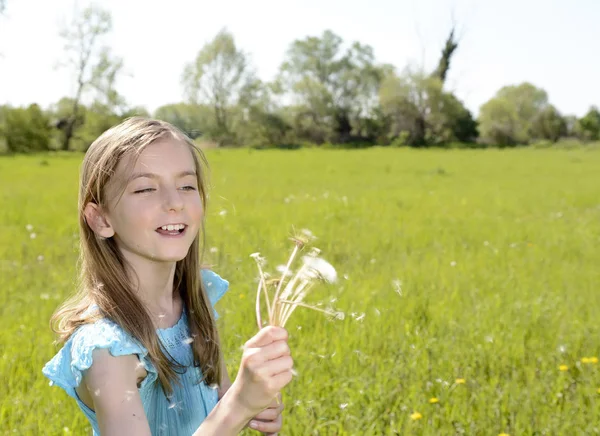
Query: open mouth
156 224 187 236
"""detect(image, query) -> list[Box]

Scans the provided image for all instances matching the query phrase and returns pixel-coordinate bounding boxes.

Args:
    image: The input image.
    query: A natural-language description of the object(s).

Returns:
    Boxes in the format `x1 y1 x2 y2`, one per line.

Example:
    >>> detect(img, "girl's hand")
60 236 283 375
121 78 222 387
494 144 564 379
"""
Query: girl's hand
229 326 293 420
247 393 284 435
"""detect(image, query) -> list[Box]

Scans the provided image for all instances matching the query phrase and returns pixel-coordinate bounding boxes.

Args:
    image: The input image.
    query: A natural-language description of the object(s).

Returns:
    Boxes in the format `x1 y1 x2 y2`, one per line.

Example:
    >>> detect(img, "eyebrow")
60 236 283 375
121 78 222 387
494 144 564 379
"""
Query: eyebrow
129 170 197 181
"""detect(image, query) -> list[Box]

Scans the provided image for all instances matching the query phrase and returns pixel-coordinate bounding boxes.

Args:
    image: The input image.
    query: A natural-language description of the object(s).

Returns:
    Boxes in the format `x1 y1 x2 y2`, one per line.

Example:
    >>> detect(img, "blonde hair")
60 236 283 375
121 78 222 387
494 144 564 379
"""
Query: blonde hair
50 117 222 395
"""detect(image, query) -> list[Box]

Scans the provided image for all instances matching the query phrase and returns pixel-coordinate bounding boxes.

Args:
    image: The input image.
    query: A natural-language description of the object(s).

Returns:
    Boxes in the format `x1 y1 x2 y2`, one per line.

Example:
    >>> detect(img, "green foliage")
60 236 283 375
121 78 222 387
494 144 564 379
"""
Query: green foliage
575 106 600 141
182 29 253 145
379 70 477 146
1 104 52 152
154 103 212 138
278 30 386 143
478 82 559 146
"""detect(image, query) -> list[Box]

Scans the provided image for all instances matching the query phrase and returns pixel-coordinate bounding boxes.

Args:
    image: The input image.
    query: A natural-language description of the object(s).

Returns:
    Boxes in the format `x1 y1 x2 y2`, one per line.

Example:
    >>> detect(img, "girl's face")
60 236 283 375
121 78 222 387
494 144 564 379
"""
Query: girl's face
100 138 203 264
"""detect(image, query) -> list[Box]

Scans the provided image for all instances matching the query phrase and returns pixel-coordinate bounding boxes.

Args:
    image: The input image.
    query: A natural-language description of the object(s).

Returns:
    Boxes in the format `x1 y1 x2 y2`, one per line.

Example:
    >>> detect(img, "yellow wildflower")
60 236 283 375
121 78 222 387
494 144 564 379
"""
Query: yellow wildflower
498 433 510 436
591 357 599 364
429 397 439 404
597 388 600 394
410 411 423 421
455 378 466 384
582 356 598 364
559 364 569 371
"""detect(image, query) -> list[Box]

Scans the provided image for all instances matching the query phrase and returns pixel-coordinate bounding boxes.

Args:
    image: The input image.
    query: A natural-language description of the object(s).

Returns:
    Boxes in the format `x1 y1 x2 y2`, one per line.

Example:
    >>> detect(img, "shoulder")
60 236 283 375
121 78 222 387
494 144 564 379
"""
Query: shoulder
201 268 229 306
42 317 157 398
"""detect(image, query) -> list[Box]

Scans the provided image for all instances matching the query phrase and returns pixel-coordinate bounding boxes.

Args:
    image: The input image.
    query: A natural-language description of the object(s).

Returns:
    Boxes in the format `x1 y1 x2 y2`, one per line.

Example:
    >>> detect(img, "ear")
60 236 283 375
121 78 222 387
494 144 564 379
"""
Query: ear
83 202 115 239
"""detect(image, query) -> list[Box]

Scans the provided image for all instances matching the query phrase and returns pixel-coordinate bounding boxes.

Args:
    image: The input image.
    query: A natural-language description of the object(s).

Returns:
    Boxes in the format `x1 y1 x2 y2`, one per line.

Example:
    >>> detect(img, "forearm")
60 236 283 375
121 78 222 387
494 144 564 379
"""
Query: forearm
192 384 252 436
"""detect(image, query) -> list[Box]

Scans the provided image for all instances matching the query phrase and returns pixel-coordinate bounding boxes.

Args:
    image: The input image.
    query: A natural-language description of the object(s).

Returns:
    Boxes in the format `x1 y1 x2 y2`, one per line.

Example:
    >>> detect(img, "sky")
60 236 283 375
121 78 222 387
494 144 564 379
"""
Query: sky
0 0 598 117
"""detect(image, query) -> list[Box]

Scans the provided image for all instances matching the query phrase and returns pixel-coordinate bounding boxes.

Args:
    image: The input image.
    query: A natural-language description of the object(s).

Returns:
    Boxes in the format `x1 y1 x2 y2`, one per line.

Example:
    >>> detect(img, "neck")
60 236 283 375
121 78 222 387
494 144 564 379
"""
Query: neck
125 256 181 320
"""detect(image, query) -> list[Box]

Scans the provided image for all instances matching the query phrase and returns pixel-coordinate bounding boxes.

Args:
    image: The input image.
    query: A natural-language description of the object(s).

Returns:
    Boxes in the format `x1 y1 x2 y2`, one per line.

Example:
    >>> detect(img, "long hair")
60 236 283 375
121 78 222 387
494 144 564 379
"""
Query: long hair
49 117 222 396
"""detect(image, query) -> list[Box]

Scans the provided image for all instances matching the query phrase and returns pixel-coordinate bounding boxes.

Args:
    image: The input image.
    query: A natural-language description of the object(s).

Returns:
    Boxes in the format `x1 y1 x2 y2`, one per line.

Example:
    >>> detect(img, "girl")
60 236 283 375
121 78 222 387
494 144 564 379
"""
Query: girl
42 117 294 435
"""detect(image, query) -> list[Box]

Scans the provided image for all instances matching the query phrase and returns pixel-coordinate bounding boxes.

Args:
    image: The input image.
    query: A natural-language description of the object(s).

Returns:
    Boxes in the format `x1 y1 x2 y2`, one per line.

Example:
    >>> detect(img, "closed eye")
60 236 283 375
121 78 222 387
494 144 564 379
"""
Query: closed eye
134 188 155 194
181 186 197 191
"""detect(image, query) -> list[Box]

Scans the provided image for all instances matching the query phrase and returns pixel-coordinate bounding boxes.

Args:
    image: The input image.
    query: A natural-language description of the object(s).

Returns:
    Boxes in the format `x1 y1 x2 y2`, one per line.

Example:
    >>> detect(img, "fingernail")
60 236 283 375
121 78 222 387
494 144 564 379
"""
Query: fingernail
249 421 258 429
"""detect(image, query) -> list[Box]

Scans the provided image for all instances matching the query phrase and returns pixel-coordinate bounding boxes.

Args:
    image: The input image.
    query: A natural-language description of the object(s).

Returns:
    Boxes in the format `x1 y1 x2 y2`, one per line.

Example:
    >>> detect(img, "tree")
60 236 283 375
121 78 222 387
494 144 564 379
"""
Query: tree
2 104 52 152
431 27 458 84
478 82 551 145
278 30 385 143
379 69 476 146
182 29 254 145
575 106 600 141
58 5 124 150
531 105 566 142
154 103 213 138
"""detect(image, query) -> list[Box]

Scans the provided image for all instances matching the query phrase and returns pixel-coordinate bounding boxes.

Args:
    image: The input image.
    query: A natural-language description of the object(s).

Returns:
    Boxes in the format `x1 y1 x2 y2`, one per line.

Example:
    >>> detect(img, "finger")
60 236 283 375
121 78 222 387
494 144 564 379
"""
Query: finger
249 340 291 362
258 355 294 377
249 414 282 434
253 406 281 422
245 326 288 349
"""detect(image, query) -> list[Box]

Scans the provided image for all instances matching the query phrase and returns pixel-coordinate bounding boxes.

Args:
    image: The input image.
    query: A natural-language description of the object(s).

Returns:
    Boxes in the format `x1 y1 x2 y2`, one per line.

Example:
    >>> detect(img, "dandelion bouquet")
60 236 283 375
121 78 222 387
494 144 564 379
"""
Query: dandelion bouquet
249 228 344 329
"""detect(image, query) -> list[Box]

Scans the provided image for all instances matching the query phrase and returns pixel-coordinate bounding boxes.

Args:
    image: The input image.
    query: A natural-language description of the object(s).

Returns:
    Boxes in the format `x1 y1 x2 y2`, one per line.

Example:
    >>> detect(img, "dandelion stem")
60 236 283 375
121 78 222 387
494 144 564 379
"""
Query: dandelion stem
277 298 338 327
272 244 300 323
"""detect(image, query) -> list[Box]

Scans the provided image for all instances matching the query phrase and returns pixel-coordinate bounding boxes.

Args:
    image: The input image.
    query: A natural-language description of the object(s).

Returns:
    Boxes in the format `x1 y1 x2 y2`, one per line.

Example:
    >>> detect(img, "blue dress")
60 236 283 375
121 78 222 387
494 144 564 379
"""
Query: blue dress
42 269 229 436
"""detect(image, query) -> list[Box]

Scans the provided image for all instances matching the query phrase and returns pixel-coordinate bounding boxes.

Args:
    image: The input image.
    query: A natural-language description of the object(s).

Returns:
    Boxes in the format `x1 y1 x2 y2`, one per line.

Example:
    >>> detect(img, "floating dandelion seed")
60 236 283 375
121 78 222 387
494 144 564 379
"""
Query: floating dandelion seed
218 210 227 217
450 261 457 267
340 403 349 410
209 247 219 254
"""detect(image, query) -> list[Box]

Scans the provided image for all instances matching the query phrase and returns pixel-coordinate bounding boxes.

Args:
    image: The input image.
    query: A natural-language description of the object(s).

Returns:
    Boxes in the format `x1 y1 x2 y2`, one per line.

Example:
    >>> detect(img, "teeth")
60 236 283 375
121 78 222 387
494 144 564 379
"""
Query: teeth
160 224 185 231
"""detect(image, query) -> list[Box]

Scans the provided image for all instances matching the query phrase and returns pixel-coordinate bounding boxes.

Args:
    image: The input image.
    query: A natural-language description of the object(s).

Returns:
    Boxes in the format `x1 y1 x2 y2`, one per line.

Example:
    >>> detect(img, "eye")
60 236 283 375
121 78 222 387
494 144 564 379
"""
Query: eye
180 186 197 191
134 188 155 194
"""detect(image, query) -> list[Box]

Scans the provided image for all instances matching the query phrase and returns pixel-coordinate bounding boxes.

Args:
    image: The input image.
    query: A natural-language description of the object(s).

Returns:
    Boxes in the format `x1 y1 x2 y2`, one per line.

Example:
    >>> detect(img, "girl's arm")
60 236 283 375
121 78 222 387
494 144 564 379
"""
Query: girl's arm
87 327 292 436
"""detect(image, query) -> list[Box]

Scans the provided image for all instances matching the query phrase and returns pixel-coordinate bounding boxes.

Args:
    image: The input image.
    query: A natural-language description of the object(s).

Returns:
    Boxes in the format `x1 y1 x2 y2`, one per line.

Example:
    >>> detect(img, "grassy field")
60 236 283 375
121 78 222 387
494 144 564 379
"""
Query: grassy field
1 147 600 435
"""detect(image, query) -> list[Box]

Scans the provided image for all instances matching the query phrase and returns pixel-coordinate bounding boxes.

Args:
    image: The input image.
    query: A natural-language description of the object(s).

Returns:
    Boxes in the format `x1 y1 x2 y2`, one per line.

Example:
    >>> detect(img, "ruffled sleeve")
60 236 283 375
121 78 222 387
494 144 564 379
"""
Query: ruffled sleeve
41 319 158 401
201 269 229 319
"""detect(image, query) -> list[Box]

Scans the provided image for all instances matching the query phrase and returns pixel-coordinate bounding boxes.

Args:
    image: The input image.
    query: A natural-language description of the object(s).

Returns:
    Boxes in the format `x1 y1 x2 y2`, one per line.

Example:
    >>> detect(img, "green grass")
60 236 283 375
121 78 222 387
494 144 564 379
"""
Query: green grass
1 147 600 435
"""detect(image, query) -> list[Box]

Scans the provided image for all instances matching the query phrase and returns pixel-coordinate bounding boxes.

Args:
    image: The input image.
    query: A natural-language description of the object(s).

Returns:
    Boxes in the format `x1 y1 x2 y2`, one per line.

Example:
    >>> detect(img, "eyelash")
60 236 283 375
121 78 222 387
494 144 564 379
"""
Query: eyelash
133 186 196 194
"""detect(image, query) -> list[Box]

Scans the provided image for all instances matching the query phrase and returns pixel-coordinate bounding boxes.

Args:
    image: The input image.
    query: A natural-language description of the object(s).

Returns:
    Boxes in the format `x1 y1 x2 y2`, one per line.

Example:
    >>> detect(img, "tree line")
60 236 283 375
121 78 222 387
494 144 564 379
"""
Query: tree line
1 5 599 153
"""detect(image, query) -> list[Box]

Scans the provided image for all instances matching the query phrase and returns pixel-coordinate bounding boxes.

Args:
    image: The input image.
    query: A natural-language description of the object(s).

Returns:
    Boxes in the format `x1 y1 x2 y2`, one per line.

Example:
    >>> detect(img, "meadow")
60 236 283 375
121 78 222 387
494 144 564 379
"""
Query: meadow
1 147 600 435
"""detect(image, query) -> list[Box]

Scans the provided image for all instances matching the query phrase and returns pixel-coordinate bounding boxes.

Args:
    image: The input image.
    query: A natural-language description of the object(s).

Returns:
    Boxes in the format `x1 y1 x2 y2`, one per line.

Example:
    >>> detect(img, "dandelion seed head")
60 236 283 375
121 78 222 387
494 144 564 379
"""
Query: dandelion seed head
340 403 349 410
209 247 218 254
26 224 33 231
37 255 44 262
302 256 337 283
218 210 227 217
450 261 457 267
30 233 37 239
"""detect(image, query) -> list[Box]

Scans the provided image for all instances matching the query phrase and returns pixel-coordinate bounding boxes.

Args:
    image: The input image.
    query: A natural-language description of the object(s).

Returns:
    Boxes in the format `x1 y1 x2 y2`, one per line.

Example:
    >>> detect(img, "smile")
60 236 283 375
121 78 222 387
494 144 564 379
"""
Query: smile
155 223 188 237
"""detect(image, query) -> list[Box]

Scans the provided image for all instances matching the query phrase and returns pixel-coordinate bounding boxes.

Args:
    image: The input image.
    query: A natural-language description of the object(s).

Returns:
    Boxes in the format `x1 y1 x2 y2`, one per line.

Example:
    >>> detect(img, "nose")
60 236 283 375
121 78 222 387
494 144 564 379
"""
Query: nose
162 187 184 212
